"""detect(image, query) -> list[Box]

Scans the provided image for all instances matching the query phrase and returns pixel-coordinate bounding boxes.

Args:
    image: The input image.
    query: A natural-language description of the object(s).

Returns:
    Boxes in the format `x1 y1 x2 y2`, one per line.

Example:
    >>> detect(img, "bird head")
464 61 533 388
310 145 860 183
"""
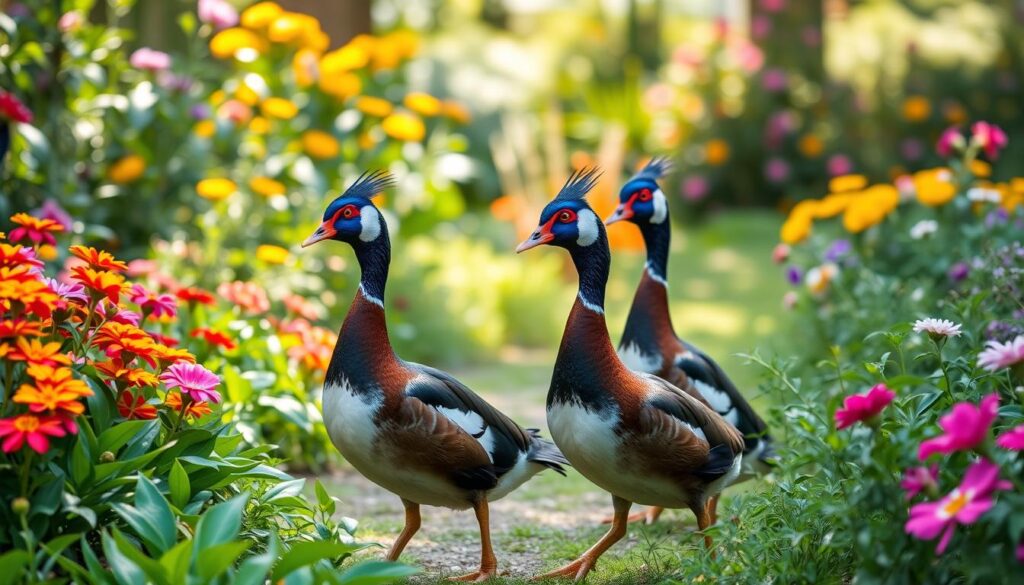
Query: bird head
605 157 672 227
302 170 394 248
516 168 603 254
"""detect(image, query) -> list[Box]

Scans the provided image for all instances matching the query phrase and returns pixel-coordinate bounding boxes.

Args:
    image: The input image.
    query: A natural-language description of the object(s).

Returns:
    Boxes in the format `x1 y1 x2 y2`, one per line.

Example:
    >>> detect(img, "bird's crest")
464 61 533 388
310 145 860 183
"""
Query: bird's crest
554 167 602 201
631 156 672 182
342 169 395 201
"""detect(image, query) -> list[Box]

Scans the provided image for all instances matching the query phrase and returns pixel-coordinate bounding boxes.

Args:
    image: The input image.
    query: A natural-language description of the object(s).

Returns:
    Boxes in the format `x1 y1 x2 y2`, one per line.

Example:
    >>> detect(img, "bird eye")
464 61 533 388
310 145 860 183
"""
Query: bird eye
638 189 652 202
558 210 576 223
341 205 358 219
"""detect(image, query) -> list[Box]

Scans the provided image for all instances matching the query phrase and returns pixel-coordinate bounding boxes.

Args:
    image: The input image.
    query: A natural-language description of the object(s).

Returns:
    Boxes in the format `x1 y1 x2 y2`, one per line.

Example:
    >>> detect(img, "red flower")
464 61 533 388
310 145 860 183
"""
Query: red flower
835 384 895 430
191 327 237 350
117 390 158 420
0 414 66 453
8 213 64 246
68 245 128 272
216 280 269 314
0 90 33 124
175 286 216 305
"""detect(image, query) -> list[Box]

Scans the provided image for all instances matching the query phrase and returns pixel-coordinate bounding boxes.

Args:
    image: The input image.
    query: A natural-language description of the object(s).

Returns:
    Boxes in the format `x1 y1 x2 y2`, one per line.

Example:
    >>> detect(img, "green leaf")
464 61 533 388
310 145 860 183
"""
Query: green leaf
159 540 193 585
99 420 156 454
195 540 250 581
110 529 170 585
0 551 31 585
71 437 94 487
169 460 191 509
194 493 248 552
112 475 176 554
101 531 148 585
337 561 419 585
235 532 280 585
223 364 252 404
271 541 367 581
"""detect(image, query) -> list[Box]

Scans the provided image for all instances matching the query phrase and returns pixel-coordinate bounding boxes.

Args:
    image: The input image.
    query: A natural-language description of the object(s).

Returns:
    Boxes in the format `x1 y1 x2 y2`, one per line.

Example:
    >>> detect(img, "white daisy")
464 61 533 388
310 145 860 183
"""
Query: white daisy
909 220 938 240
913 318 963 339
967 187 1001 203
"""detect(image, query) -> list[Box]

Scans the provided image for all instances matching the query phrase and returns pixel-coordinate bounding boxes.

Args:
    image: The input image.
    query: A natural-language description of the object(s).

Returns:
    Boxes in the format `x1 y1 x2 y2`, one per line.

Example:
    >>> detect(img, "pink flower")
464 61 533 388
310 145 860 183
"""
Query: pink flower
126 259 159 277
44 277 88 304
198 0 238 29
96 300 141 326
826 154 853 177
901 465 939 499
0 414 67 454
160 362 221 404
57 10 83 32
32 199 73 231
0 90 33 124
996 425 1024 450
936 126 964 157
971 121 1008 160
129 284 178 319
1018 543 1024 564
918 394 999 460
681 176 709 202
764 157 790 184
835 384 896 430
977 335 1024 372
905 459 1011 554
761 68 788 92
129 48 171 72
771 243 790 264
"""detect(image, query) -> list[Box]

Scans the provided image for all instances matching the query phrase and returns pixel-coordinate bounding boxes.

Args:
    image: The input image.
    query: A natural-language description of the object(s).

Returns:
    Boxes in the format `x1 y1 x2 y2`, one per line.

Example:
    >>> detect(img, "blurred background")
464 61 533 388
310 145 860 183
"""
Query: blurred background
2 0 1022 467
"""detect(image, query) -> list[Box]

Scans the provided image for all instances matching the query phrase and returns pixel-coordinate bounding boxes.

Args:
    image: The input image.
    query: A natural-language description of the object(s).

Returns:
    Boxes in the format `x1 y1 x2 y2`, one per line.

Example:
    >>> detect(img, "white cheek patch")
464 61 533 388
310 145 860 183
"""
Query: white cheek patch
576 208 599 247
651 189 667 224
359 206 381 242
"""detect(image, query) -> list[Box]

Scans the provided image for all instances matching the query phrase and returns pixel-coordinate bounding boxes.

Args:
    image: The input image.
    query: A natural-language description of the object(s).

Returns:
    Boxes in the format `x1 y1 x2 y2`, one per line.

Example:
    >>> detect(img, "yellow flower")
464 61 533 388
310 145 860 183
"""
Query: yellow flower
249 116 269 134
241 2 283 29
249 176 286 197
321 43 371 74
382 112 426 142
442 101 471 124
235 82 261 106
301 130 340 159
293 49 319 87
37 245 58 262
108 155 146 184
261 97 299 120
196 178 237 201
902 96 931 122
828 174 867 193
798 134 824 158
841 184 898 233
210 28 266 60
357 132 377 150
779 214 812 244
319 73 361 101
386 30 419 59
194 120 216 138
356 96 393 118
968 159 991 178
704 139 729 166
256 244 289 265
267 12 303 43
403 92 442 117
913 168 956 207
371 34 403 71
812 193 853 219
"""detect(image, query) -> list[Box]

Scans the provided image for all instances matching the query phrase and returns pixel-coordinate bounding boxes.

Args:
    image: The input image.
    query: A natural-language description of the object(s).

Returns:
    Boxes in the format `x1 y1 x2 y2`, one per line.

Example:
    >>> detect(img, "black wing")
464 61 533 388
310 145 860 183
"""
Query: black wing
404 362 531 477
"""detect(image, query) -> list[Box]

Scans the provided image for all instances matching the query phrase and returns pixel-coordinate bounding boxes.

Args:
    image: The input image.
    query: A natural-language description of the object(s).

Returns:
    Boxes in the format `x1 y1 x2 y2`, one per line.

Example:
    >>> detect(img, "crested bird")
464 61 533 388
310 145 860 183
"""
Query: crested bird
303 171 569 582
603 157 776 525
516 168 744 582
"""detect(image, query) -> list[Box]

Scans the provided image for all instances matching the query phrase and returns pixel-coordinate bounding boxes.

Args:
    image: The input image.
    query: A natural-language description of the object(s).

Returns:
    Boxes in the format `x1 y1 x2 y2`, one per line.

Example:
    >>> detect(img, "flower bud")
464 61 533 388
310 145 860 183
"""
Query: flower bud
12 497 30 516
100 451 116 463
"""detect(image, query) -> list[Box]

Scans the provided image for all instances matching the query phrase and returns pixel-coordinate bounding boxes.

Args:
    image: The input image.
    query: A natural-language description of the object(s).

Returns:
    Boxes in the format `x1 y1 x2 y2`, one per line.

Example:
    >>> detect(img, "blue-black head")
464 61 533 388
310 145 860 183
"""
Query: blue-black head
516 167 604 254
301 170 394 248
605 157 671 227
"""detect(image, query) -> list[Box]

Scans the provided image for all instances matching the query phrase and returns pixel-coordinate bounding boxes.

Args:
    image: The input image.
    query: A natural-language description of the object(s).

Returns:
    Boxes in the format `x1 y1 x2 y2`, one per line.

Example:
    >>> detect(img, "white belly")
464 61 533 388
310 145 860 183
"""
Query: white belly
547 402 690 508
322 380 470 509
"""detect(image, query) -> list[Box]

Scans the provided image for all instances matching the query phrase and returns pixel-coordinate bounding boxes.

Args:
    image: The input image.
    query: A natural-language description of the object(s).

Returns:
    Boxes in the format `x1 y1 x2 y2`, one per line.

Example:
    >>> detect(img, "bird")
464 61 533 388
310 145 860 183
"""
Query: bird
516 168 745 582
603 157 777 525
302 171 569 582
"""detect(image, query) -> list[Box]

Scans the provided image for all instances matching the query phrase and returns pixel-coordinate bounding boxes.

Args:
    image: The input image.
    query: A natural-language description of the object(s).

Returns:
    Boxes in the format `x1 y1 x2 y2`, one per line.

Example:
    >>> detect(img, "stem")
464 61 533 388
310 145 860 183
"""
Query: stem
20 451 33 497
933 338 955 403
170 393 192 437
2 361 13 416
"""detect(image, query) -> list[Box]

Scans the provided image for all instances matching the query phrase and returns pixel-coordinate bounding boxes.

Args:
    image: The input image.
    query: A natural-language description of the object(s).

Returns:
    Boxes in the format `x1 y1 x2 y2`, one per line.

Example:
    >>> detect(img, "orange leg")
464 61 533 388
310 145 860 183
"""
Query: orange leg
386 499 421 561
602 505 664 526
450 499 498 582
533 496 632 582
693 501 714 555
706 495 719 525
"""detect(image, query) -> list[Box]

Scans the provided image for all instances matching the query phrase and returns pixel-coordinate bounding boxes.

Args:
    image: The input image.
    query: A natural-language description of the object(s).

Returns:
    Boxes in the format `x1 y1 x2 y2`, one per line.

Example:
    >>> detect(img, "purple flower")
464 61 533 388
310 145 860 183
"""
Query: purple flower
761 68 788 92
801 26 821 48
160 363 221 404
764 157 790 184
190 104 212 120
827 154 853 177
31 199 73 231
948 261 970 283
198 0 238 29
824 239 852 262
157 72 193 93
681 176 709 202
44 277 88 304
786 266 802 285
129 48 171 72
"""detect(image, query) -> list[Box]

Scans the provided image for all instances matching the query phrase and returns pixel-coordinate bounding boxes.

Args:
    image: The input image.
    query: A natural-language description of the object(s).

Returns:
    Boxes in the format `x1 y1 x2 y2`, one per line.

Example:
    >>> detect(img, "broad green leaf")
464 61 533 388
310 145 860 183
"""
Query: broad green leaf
271 541 367 581
99 420 155 454
193 493 248 552
110 529 170 585
101 531 148 585
71 437 93 487
337 561 420 585
169 460 191 509
0 551 31 585
159 540 193 585
111 476 176 554
195 540 250 581
235 532 280 585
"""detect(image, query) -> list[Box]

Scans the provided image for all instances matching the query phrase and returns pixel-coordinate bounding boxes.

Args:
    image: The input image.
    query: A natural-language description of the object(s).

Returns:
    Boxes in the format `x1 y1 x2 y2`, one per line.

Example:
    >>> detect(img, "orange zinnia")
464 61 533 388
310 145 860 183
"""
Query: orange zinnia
70 265 126 303
69 245 128 272
0 242 44 269
164 391 213 420
93 322 156 363
117 390 158 420
7 337 71 366
94 360 160 387
14 366 93 415
0 319 44 338
150 343 196 365
0 270 60 317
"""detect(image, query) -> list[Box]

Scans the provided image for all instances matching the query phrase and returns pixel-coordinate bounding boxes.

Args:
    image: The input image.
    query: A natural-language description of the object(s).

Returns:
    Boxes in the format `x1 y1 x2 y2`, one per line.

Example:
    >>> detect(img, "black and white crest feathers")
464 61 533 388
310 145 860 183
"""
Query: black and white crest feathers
555 167 602 201
632 156 672 182
343 169 395 201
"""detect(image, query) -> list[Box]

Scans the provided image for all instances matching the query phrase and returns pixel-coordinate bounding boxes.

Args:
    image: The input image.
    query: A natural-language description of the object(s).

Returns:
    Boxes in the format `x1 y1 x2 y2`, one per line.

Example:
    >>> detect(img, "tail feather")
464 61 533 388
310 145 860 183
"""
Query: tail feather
694 443 739 481
525 428 570 476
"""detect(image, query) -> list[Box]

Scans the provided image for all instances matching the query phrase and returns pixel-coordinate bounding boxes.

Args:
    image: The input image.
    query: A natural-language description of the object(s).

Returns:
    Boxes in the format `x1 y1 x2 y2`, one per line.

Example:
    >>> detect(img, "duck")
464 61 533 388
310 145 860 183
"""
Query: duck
516 168 744 582
603 157 776 525
302 171 569 582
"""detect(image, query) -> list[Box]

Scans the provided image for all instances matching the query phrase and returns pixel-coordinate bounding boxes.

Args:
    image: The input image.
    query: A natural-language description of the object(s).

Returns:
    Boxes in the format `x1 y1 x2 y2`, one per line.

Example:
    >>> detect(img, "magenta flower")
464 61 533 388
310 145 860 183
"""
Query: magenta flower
44 277 88 304
901 465 939 499
971 121 1008 159
936 126 964 158
905 459 1011 554
96 300 141 326
129 48 171 72
826 154 853 177
977 335 1024 372
198 0 238 29
835 384 896 430
129 284 177 319
32 199 73 231
681 175 709 202
160 363 221 404
918 394 999 460
996 425 1024 450
764 157 791 184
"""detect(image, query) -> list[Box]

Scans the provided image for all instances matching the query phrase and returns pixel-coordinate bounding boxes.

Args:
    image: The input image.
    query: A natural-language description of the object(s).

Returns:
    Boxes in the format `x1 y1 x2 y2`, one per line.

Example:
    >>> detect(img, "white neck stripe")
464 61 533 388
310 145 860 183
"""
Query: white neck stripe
646 263 668 287
359 284 384 308
578 292 604 314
